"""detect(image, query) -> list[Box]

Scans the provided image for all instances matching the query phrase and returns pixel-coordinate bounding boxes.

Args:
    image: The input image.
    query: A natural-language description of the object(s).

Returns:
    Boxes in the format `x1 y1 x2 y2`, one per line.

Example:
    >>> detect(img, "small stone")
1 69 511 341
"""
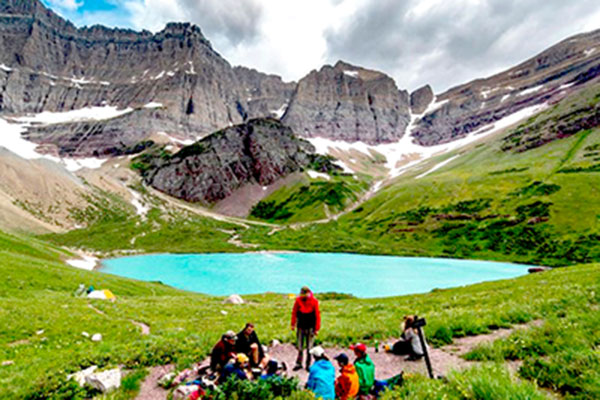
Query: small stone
82 331 90 337
1 361 14 367
36 329 44 335
91 333 102 342
220 310 228 315
224 294 244 304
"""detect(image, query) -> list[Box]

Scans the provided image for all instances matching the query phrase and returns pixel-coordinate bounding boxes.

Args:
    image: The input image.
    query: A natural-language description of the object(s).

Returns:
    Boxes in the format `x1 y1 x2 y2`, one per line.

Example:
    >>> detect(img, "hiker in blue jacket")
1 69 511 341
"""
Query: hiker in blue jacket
306 346 335 400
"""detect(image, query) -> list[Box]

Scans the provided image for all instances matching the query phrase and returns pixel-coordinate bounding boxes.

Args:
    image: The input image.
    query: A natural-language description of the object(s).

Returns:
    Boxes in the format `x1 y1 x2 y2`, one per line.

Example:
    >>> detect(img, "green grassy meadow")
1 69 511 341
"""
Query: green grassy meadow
1 228 599 398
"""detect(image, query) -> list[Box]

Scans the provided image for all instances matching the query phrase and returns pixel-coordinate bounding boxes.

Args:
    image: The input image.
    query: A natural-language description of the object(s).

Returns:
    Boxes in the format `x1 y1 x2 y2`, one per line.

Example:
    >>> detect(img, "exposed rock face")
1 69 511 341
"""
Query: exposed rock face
411 30 600 146
3 0 600 159
282 61 411 144
144 118 316 204
0 0 301 155
410 85 434 114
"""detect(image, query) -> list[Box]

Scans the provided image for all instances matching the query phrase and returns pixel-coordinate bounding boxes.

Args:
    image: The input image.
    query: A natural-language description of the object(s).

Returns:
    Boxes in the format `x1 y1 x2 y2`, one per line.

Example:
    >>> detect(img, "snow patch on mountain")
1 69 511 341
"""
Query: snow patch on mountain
307 103 548 179
15 106 134 125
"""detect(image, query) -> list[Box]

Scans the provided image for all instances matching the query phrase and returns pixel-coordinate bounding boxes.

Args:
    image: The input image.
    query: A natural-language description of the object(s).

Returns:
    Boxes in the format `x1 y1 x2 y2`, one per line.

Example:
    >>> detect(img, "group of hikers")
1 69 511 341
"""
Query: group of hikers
208 286 427 399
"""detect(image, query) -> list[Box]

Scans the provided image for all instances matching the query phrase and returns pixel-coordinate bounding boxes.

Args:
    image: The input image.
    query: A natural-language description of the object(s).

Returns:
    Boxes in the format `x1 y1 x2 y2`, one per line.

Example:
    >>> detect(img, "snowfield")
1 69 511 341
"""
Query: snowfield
307 103 548 181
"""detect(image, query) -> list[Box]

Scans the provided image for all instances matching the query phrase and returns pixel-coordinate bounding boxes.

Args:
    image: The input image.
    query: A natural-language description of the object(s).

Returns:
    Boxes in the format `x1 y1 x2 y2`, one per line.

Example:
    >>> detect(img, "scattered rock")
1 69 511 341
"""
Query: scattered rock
82 331 90 338
85 368 122 393
224 294 245 305
67 365 98 386
1 361 14 367
220 310 228 315
36 329 44 335
527 216 550 225
91 333 102 342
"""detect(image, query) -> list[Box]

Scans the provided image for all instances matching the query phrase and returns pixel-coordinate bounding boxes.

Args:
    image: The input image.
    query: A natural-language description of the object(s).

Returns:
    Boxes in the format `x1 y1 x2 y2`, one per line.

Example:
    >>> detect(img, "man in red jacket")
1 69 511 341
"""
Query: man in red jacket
291 286 321 371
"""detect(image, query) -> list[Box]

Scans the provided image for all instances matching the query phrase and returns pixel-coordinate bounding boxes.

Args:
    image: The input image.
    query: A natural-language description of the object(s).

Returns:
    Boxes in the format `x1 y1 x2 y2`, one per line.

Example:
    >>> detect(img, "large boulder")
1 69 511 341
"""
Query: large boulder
85 368 121 393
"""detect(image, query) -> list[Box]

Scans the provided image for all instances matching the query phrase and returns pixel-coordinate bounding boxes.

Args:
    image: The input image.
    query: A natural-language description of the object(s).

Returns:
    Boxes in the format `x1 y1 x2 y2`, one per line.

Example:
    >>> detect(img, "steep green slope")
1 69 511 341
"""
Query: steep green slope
249 172 370 223
1 229 599 398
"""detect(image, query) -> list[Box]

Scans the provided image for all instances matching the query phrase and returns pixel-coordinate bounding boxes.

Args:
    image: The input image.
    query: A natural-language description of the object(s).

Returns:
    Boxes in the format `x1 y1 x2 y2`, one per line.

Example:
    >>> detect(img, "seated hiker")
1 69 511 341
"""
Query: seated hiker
236 322 270 369
386 315 426 361
210 330 237 372
291 286 321 371
221 353 253 382
351 343 375 398
334 353 359 400
306 346 335 400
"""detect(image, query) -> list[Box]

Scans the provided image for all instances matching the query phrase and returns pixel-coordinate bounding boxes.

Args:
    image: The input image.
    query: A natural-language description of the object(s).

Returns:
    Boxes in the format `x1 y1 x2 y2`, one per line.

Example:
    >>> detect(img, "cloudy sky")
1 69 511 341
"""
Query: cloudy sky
43 0 600 92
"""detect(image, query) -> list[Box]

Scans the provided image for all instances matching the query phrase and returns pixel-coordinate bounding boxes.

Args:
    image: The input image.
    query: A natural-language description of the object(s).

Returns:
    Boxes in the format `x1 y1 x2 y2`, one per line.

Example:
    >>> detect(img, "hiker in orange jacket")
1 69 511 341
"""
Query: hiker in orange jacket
334 353 360 400
291 286 321 371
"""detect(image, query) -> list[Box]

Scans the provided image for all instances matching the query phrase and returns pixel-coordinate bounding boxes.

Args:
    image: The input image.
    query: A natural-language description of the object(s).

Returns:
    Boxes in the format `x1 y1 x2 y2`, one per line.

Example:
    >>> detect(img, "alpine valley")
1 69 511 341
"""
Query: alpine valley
1 0 600 399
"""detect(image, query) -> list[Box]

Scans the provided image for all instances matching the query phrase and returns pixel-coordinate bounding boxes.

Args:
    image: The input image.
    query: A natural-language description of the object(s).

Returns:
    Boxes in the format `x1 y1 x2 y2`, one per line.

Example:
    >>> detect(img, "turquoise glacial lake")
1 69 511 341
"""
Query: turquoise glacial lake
101 253 530 298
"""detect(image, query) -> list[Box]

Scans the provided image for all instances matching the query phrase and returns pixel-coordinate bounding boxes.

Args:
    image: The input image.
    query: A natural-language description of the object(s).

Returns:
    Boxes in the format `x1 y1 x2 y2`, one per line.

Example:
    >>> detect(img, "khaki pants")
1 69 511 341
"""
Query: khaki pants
295 328 314 367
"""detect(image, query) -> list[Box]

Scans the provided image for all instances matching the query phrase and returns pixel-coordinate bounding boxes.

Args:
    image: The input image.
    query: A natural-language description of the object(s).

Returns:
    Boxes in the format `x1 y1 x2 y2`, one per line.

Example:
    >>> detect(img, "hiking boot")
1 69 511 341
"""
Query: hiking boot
293 364 302 371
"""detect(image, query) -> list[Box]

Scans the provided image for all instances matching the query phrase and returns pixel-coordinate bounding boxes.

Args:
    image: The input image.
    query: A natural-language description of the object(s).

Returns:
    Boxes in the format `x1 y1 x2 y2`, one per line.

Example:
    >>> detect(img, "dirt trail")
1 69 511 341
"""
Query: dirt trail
136 365 174 400
135 321 542 399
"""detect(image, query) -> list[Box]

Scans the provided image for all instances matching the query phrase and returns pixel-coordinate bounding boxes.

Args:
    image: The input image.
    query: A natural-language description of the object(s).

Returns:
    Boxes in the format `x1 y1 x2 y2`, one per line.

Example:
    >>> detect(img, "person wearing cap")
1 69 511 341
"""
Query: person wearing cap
291 286 321 371
306 346 335 400
334 353 360 400
221 353 253 383
210 330 238 372
236 322 269 369
351 343 375 397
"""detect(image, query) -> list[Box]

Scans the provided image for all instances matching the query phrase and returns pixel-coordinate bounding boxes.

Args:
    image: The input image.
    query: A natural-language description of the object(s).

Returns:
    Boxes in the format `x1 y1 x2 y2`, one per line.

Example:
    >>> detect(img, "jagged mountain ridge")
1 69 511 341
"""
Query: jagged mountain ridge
1 0 600 159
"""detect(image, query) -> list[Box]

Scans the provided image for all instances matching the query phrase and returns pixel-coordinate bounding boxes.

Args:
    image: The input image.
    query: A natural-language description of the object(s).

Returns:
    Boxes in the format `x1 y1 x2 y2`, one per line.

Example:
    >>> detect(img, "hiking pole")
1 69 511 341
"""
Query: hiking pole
413 316 434 379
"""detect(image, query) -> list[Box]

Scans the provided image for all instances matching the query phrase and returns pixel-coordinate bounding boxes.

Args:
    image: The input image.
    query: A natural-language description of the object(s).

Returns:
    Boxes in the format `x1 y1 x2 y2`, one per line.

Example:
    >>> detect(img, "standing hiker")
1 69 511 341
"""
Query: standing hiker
290 286 321 371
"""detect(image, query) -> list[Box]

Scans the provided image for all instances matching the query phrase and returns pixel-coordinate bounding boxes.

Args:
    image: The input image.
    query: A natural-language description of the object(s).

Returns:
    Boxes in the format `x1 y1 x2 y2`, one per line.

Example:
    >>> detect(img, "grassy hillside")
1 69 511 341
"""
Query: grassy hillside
249 172 370 223
1 229 599 398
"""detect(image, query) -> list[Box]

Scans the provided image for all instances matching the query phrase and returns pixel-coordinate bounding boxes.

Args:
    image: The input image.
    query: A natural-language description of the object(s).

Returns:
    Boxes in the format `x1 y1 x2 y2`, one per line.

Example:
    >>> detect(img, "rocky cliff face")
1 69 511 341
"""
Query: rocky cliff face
0 0 302 156
282 61 410 144
411 30 600 146
142 118 316 204
2 0 600 160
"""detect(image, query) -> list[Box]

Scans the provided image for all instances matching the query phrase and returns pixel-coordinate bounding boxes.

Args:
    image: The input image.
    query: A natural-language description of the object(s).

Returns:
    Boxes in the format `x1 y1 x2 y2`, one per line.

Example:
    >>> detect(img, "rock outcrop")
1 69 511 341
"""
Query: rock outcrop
282 61 411 144
410 85 434 114
142 118 316 204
